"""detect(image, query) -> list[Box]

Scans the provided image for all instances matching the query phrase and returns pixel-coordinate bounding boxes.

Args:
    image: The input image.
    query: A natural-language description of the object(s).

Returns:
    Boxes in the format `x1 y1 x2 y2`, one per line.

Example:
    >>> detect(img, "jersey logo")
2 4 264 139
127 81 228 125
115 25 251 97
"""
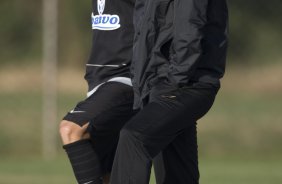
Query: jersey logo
92 0 121 31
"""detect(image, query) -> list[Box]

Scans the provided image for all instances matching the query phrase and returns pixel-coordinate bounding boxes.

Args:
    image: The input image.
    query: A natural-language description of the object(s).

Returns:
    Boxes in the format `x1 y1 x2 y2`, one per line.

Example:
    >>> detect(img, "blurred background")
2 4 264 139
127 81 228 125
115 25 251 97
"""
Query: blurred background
0 0 281 183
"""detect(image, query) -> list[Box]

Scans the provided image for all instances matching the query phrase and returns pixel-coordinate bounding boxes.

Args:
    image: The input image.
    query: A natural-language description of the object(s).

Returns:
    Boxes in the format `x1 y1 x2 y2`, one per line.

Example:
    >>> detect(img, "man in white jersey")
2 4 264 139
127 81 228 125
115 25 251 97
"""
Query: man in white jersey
59 0 135 183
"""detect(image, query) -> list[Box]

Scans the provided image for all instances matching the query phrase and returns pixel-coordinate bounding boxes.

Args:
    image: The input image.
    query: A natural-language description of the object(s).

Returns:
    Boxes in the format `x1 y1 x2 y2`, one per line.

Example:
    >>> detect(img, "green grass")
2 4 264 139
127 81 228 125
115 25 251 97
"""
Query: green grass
0 91 281 184
0 92 83 155
200 158 282 184
0 157 281 184
1 90 282 157
0 157 74 184
197 91 282 158
1 65 282 183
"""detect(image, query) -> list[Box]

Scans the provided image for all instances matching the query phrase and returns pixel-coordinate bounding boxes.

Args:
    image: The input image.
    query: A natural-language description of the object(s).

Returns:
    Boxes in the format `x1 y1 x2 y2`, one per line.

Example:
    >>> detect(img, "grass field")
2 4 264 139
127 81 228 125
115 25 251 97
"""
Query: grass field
0 157 281 184
0 64 282 183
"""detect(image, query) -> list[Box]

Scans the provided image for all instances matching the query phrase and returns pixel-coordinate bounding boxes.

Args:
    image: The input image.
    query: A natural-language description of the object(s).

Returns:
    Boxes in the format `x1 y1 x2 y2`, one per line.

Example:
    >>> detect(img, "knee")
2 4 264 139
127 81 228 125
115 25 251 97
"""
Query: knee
119 128 134 141
59 120 87 144
59 120 74 137
119 129 142 148
119 128 153 159
121 128 165 159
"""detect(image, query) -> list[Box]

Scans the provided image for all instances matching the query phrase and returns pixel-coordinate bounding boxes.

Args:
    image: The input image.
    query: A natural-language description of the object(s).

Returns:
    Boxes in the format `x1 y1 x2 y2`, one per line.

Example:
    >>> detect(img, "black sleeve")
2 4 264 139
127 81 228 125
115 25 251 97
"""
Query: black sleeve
169 0 209 85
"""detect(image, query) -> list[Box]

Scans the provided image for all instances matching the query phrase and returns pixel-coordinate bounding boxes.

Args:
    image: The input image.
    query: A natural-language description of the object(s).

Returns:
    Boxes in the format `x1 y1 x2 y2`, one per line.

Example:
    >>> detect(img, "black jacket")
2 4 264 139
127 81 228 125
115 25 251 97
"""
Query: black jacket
131 0 228 109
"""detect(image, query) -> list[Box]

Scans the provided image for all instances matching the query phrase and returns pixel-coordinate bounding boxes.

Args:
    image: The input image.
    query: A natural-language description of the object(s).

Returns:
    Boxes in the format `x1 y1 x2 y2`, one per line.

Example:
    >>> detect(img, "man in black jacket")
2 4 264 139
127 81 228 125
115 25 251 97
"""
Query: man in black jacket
60 0 208 183
110 0 228 183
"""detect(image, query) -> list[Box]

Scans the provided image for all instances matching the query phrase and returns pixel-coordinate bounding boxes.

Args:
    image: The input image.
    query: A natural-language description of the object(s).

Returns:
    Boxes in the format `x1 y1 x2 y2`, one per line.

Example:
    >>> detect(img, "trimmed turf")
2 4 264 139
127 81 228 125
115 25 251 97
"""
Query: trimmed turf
0 157 281 184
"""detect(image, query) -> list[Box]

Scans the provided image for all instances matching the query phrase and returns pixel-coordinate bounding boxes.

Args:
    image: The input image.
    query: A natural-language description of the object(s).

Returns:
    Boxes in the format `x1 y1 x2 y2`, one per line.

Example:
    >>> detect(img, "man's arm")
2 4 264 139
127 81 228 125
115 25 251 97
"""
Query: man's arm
169 0 208 85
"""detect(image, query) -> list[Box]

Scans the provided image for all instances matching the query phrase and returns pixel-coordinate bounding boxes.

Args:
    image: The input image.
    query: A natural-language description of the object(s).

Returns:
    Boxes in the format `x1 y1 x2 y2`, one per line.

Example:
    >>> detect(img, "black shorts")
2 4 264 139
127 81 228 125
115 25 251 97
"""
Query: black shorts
63 81 134 126
63 81 136 174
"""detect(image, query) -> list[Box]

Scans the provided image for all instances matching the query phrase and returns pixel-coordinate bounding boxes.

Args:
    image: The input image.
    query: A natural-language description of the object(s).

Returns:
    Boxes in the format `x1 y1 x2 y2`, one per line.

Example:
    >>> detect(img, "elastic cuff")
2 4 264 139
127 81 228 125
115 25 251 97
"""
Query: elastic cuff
62 139 91 150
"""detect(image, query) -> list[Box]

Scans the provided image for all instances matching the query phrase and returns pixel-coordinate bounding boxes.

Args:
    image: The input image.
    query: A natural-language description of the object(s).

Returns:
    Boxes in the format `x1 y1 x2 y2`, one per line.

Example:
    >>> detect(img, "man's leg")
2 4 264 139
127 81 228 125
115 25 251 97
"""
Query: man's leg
60 121 103 184
153 124 199 184
87 101 137 179
59 82 134 184
110 82 218 184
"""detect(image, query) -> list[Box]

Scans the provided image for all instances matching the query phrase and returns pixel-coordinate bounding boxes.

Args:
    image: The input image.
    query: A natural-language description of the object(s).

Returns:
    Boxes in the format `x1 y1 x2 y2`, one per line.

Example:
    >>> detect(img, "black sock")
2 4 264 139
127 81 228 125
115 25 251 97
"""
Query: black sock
63 139 102 184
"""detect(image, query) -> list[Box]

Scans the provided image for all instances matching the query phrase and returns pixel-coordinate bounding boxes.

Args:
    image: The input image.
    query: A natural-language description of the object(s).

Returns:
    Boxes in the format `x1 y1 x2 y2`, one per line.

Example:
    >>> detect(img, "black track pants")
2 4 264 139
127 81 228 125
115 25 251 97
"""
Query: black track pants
153 124 199 184
110 82 219 184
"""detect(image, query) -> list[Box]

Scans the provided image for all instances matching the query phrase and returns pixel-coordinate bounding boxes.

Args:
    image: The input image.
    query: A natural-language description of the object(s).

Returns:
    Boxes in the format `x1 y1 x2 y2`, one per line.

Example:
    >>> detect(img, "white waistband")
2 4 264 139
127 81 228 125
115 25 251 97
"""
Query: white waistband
87 77 132 97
